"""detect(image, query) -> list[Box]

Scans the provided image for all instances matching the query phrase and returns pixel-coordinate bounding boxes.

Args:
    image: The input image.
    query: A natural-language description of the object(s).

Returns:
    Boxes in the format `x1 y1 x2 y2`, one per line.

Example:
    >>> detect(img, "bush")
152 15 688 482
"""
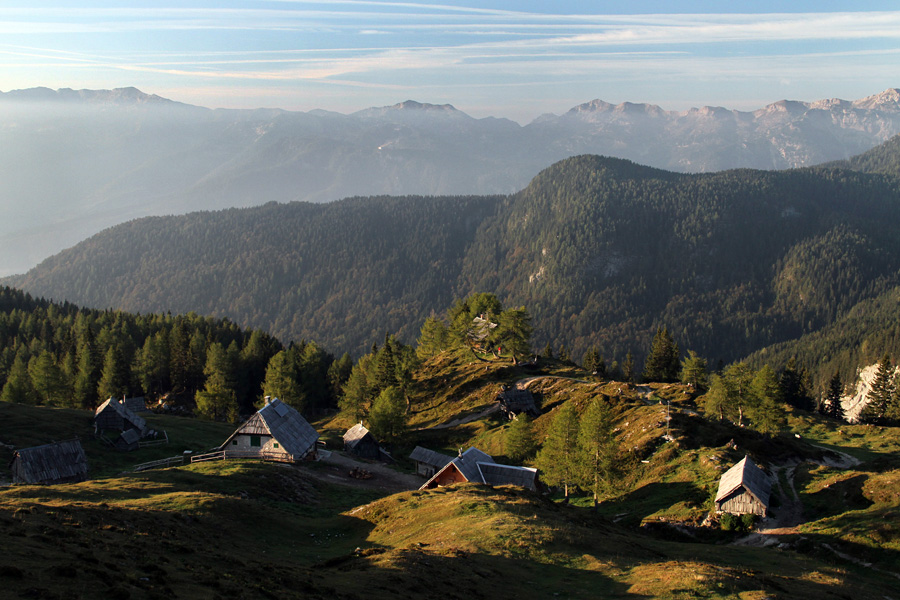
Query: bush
719 512 758 533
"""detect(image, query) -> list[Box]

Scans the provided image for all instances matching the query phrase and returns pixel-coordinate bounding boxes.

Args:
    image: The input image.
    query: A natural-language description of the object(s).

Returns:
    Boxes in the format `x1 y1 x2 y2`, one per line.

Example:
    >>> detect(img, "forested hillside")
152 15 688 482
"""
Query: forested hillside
0 286 344 418
9 143 900 384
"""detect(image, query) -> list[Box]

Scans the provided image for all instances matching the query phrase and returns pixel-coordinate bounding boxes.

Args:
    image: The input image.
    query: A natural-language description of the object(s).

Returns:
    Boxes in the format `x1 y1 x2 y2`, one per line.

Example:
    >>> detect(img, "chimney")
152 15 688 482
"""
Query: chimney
264 396 271 406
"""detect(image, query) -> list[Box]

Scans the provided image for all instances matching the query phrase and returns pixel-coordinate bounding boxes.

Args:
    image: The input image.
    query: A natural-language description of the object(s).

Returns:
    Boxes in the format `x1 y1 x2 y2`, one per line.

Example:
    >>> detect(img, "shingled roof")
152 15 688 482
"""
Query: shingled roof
409 446 454 470
221 398 318 460
95 397 147 434
715 455 771 507
478 462 539 491
10 439 88 484
343 423 375 449
420 447 539 491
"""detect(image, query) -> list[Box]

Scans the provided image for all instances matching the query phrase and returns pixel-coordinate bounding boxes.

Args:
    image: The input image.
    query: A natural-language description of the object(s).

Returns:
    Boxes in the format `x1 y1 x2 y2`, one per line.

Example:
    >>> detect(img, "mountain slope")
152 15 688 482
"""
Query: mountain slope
3 87 900 275
10 142 900 366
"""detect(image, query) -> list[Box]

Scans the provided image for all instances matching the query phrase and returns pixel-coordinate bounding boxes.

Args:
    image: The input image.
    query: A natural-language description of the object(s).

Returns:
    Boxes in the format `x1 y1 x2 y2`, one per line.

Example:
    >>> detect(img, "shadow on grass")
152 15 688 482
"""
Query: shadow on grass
595 481 708 528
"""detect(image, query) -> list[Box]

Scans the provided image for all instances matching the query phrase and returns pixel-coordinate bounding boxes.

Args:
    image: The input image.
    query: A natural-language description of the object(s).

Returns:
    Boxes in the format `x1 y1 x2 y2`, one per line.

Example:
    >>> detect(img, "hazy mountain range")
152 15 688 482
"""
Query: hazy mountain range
2 86 900 276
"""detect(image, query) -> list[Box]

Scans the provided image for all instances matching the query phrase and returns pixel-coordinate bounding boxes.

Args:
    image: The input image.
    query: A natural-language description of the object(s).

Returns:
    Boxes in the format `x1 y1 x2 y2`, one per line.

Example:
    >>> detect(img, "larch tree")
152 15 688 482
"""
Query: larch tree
29 350 66 406
97 345 130 401
577 398 619 505
195 342 239 422
368 385 408 443
262 349 304 412
749 364 784 435
535 403 580 499
679 350 709 392
506 413 538 462
492 307 533 365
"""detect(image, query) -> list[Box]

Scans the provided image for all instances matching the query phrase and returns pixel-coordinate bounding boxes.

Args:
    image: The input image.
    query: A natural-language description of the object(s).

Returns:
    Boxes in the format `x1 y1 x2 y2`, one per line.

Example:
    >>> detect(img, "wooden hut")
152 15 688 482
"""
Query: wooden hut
409 446 454 478
114 429 141 452
9 440 88 485
220 397 318 462
343 423 382 460
420 447 539 491
498 387 539 420
715 456 771 516
94 397 147 436
123 396 149 413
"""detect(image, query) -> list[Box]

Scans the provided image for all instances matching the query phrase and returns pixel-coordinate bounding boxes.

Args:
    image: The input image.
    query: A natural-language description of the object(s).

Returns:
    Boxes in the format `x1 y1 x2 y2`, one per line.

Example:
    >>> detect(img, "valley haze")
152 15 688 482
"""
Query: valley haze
2 86 900 277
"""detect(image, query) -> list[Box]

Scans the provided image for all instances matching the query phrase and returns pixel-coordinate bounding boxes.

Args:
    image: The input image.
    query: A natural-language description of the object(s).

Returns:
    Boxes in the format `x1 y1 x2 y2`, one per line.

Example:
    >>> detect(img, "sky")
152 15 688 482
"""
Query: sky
2 1 899 123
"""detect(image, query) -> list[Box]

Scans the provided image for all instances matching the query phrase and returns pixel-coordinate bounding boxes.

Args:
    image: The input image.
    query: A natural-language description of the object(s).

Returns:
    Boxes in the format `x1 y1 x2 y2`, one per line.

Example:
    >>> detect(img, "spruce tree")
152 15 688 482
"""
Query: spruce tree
823 371 846 421
861 355 894 424
642 327 680 383
535 403 580 498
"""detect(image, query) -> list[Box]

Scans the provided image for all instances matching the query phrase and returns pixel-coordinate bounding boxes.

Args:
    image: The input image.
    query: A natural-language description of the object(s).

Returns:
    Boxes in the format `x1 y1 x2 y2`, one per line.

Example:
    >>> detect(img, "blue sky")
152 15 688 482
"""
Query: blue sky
2 1 899 122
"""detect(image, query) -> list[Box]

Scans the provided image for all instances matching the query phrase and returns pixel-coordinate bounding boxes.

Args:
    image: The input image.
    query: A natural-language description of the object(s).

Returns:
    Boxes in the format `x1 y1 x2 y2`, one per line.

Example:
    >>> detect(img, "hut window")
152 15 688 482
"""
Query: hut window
273 443 279 449
232 440 238 445
250 436 261 447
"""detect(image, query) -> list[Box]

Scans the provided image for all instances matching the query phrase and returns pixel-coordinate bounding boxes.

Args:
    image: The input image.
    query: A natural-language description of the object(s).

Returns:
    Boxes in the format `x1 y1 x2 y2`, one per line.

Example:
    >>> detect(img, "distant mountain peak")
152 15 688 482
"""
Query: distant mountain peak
0 86 182 106
852 88 900 111
390 100 458 112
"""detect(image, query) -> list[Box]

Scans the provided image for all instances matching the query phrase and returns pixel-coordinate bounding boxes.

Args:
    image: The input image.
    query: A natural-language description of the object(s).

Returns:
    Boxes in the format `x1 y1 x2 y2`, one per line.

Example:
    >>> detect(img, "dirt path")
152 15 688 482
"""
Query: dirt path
302 450 422 494
426 403 500 430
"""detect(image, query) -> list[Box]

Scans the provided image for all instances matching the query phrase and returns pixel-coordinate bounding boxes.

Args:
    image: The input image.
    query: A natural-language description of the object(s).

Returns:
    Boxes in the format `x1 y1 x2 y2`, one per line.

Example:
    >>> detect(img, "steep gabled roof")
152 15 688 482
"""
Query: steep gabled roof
221 398 318 459
715 455 771 506
409 446 454 469
123 397 148 413
95 397 147 433
420 447 495 489
343 423 377 449
11 439 88 484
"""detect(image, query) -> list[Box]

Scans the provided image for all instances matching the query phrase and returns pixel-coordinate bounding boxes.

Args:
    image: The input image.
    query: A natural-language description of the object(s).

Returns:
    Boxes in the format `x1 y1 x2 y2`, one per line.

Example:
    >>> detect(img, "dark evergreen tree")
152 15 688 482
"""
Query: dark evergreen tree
861 355 895 424
823 371 846 421
642 327 680 383
779 358 814 411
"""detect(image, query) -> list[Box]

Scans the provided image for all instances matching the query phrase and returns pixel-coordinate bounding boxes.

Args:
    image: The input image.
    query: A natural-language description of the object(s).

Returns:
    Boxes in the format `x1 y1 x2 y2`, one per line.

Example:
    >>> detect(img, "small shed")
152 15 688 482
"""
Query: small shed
420 447 540 492
123 396 149 413
498 387 539 419
715 455 772 516
220 397 318 462
9 439 88 485
114 429 141 452
94 397 147 436
343 423 381 460
409 446 454 478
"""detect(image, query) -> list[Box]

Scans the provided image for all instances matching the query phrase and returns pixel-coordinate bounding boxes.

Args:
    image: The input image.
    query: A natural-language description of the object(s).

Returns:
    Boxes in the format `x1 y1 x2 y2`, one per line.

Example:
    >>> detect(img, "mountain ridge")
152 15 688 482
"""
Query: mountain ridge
3 85 900 277
10 139 900 376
